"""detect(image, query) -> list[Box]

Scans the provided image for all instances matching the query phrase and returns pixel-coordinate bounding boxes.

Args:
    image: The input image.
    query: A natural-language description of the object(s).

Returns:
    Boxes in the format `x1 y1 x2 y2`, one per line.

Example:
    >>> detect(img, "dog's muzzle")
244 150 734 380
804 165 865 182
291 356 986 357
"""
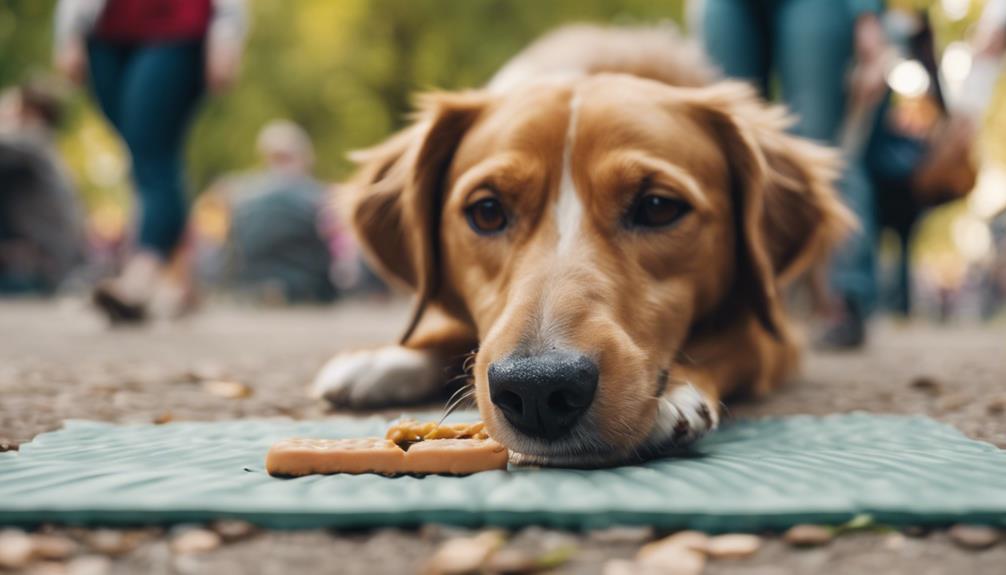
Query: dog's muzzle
488 350 598 440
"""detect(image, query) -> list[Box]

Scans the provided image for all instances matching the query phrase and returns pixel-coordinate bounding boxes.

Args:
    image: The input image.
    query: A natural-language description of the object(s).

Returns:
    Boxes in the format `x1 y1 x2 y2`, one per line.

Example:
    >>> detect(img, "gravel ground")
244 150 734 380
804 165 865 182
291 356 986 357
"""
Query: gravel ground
1 298 1005 574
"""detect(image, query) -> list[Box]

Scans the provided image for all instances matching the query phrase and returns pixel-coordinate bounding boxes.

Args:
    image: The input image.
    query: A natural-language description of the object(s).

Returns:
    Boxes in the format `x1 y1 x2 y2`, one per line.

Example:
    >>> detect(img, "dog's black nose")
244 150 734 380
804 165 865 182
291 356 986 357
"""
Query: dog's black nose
488 351 598 440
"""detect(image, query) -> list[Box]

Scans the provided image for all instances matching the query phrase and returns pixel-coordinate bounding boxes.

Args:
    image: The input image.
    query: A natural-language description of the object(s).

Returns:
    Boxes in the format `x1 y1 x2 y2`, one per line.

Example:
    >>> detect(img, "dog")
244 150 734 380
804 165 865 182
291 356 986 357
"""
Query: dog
311 25 852 466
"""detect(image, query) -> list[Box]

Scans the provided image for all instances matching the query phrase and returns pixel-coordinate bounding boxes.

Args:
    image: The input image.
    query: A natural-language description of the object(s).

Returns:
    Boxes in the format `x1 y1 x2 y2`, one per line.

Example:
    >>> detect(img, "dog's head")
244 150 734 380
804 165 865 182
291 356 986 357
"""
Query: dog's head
348 75 849 465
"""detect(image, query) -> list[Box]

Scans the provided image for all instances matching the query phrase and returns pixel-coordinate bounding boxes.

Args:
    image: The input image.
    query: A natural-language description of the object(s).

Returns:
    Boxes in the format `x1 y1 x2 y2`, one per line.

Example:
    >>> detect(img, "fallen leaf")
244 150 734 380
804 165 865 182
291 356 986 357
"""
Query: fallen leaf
908 376 942 396
986 396 1006 415
588 526 655 544
31 534 79 560
152 411 174 425
426 530 504 575
483 548 536 573
782 525 833 547
202 380 252 399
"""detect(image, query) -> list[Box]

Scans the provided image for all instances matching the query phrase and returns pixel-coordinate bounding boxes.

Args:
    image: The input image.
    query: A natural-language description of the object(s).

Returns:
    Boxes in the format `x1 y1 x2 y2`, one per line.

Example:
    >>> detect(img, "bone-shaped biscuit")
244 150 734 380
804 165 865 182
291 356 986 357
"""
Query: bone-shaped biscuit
265 422 508 477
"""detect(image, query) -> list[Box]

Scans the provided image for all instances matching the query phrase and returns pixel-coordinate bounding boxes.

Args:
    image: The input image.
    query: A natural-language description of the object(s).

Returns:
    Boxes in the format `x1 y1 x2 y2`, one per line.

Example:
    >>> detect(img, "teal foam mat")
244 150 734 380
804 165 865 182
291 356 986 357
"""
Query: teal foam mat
2 413 1006 531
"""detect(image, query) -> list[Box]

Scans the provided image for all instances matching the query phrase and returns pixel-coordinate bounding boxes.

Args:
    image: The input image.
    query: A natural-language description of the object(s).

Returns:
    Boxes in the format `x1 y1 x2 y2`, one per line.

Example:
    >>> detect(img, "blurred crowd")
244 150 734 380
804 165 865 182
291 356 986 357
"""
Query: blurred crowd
0 0 1005 345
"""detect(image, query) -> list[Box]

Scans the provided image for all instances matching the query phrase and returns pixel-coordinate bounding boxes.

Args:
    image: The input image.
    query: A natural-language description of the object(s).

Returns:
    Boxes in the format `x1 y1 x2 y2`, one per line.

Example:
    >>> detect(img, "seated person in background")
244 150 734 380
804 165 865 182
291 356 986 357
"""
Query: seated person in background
196 120 339 304
0 80 85 295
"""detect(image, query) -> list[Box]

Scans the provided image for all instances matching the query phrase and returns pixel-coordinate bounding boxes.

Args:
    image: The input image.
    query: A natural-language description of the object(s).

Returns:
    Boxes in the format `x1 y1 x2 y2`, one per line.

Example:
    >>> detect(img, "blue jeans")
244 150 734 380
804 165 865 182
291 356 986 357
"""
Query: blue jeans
702 0 877 312
87 38 205 259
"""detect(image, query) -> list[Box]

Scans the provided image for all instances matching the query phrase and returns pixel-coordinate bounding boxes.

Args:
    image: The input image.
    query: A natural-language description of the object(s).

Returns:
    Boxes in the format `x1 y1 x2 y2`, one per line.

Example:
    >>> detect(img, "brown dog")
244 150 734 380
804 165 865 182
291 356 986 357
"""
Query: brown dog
312 26 852 466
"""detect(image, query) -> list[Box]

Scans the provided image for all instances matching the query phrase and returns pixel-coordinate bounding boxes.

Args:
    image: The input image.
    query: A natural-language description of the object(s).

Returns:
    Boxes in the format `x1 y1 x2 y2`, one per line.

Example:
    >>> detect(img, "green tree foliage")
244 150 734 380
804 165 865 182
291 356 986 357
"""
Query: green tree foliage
1 0 1002 217
188 0 685 189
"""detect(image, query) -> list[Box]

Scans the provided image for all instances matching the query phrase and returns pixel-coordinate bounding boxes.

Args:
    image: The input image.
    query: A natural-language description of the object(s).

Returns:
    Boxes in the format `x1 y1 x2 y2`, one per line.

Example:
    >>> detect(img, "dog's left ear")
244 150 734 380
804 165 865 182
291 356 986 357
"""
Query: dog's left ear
685 82 854 337
345 91 489 343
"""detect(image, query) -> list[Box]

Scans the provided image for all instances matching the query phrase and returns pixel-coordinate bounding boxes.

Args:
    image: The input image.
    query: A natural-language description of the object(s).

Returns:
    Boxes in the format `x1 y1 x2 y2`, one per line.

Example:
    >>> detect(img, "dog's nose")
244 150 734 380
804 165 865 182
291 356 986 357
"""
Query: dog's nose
488 351 598 440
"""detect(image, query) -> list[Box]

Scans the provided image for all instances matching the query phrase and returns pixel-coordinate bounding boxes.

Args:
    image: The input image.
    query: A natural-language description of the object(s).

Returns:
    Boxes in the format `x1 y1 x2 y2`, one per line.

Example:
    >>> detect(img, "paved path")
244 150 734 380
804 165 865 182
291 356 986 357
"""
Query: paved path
1 299 1004 574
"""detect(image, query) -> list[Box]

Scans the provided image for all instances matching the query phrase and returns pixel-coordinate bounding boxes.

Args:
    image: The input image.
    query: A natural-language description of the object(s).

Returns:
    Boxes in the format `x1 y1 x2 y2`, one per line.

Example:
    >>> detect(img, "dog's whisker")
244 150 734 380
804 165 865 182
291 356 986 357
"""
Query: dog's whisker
438 387 476 424
445 373 473 386
442 382 472 408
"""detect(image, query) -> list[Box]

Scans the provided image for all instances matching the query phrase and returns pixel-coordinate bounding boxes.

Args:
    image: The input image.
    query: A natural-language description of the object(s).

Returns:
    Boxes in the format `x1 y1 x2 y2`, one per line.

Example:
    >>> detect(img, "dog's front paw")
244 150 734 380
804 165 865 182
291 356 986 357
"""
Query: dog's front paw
310 346 443 409
646 384 720 449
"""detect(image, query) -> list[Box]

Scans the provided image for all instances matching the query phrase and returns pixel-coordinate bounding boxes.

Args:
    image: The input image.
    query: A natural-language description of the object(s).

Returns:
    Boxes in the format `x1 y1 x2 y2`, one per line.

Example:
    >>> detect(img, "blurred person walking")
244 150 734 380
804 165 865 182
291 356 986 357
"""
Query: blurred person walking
699 0 889 349
53 0 247 322
864 9 978 318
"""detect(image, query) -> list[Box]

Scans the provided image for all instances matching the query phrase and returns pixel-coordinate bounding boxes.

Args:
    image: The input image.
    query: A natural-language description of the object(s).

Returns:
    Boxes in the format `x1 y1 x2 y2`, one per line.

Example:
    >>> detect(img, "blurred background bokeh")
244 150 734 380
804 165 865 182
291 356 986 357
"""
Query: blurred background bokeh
1 0 1005 322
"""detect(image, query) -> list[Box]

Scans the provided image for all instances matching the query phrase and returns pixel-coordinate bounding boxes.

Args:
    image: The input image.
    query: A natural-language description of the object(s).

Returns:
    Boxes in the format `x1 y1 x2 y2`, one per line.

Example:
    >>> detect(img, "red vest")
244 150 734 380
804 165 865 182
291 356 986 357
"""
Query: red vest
95 0 212 42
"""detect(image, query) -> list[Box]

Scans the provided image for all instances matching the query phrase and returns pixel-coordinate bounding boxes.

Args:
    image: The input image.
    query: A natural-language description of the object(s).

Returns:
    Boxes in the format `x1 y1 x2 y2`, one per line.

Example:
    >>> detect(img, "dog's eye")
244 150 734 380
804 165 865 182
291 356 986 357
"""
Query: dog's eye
628 194 691 229
465 197 508 235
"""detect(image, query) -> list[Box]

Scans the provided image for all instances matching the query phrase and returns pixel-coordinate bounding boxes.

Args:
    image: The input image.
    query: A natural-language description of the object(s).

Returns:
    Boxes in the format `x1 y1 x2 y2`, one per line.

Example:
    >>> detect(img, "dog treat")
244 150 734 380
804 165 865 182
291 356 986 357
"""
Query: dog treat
403 438 509 475
265 437 405 476
266 421 508 477
385 419 490 444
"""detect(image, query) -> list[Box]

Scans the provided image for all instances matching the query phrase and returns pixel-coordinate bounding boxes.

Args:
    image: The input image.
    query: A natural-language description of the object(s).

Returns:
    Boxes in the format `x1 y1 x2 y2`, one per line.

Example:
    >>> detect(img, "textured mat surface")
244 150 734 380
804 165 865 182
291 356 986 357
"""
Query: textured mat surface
2 413 1006 531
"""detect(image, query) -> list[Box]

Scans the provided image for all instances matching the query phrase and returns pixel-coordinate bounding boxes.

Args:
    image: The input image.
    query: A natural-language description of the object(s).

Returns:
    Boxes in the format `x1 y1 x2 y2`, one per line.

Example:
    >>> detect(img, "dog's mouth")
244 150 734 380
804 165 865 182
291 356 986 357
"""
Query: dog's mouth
488 406 678 469
487 383 717 468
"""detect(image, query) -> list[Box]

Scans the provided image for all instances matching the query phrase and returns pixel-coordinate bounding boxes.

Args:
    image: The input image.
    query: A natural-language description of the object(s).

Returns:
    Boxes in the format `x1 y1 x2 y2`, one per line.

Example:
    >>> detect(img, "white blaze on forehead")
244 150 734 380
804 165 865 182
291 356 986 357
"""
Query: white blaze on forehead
555 90 584 255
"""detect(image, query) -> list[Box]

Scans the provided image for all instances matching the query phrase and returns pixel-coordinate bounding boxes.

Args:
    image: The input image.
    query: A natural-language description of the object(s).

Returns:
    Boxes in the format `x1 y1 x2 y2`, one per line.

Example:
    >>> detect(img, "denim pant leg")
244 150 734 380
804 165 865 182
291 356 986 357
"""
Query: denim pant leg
701 0 772 95
775 0 877 312
88 39 204 259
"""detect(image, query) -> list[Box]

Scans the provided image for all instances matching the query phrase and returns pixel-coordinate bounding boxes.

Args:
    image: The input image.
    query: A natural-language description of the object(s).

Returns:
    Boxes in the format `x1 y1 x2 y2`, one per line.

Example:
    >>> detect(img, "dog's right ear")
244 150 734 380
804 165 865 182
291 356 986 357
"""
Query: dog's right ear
345 91 488 338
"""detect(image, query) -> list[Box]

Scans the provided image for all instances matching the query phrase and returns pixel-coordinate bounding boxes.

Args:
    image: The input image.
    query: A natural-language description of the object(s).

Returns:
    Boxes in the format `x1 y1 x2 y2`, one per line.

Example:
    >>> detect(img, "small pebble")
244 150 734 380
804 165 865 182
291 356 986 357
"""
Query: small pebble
782 525 833 547
31 534 79 560
28 561 68 575
883 532 907 551
84 530 135 556
638 541 706 575
211 520 257 541
170 528 222 555
426 530 504 575
66 555 111 575
705 534 762 559
603 559 662 575
640 530 710 556
948 524 1001 550
902 526 930 538
0 529 33 569
588 526 654 544
186 362 227 382
935 393 970 414
603 559 635 575
203 380 253 399
483 548 536 573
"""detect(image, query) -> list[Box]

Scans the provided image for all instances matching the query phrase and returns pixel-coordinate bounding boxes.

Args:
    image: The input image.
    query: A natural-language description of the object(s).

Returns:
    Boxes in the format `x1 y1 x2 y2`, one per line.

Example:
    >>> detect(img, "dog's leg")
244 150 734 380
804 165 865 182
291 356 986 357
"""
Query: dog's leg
646 368 722 448
311 305 477 409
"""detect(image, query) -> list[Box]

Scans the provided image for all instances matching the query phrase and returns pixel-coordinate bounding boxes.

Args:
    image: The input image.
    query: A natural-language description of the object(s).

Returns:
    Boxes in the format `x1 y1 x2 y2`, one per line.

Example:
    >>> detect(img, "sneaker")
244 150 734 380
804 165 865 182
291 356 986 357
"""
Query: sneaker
815 297 866 350
91 251 162 325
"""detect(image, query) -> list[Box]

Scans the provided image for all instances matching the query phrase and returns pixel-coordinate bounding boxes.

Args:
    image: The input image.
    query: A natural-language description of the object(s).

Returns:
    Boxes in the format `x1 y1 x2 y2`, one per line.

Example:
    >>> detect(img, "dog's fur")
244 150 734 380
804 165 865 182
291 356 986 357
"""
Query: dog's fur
312 26 853 466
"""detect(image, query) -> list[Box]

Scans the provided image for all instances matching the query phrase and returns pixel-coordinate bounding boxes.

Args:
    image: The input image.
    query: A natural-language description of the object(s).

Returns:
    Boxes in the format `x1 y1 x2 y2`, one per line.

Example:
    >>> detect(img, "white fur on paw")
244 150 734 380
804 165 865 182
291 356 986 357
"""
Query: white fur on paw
310 346 442 408
646 383 720 448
